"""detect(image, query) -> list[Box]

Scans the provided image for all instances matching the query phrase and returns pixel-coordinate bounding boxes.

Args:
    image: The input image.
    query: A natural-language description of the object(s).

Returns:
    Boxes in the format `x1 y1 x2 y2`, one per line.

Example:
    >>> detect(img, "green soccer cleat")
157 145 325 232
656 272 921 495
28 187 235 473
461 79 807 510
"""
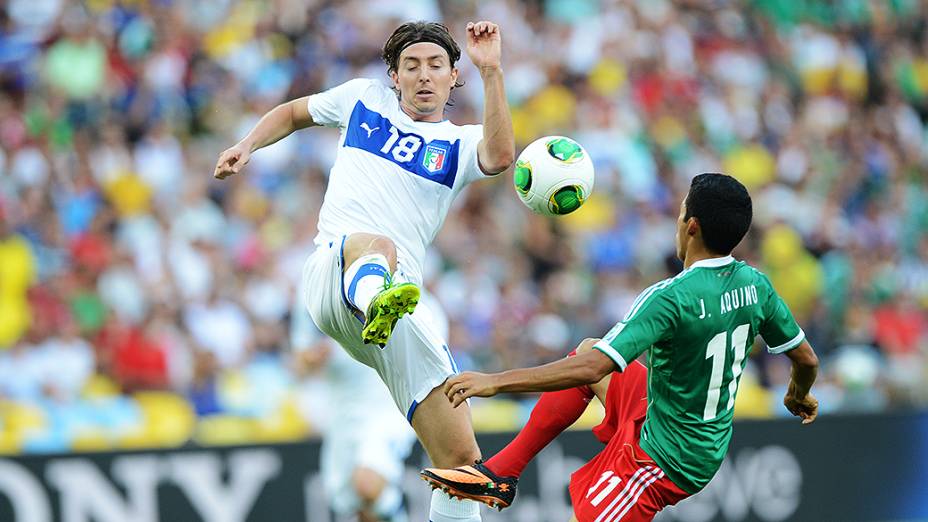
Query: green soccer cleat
361 282 420 346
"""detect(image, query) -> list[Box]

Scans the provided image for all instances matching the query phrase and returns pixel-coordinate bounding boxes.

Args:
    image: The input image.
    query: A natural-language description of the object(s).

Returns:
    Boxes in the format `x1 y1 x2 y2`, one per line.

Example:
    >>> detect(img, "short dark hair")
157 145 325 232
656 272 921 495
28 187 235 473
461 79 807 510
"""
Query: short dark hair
382 21 463 89
684 173 753 255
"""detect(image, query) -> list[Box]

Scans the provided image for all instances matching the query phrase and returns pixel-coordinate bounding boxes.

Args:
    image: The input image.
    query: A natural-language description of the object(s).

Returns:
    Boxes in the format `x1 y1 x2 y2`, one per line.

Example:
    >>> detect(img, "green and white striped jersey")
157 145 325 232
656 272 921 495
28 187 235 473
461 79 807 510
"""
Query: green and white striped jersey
593 256 804 494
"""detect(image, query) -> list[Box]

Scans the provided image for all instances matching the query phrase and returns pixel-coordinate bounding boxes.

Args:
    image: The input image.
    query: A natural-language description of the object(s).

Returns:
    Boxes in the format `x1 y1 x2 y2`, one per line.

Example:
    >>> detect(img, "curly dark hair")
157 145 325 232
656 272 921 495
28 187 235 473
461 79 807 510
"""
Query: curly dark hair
382 21 464 90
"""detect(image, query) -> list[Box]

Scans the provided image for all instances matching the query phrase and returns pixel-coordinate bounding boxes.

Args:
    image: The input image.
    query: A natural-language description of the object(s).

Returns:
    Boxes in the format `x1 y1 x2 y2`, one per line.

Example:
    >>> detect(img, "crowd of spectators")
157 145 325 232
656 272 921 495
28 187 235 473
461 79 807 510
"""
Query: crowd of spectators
1 0 926 453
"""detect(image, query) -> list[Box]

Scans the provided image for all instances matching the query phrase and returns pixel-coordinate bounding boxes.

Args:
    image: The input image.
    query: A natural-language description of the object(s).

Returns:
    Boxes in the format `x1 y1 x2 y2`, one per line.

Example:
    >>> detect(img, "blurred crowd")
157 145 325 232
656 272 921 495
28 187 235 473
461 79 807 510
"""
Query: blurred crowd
0 0 926 454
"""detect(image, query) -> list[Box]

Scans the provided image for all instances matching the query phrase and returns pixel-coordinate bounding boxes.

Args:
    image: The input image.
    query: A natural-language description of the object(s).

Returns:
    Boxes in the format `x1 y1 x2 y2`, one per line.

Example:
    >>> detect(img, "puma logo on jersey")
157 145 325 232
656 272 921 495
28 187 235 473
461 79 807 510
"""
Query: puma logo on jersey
360 122 379 138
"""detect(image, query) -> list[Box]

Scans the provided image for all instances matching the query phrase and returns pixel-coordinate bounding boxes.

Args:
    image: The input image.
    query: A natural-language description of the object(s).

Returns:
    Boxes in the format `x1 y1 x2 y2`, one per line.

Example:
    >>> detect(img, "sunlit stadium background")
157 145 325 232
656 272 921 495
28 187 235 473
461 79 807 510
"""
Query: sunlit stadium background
1 0 926 520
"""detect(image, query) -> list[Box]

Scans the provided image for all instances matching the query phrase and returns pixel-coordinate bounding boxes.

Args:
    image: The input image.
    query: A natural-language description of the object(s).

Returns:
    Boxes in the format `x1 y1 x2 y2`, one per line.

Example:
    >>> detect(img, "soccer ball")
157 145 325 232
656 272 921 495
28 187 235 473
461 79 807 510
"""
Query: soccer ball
513 136 594 216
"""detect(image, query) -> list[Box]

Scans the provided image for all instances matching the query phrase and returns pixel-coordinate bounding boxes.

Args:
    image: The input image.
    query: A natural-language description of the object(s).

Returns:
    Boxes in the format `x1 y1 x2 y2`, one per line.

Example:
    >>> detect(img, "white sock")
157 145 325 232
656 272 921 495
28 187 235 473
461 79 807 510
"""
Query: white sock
344 254 390 312
371 484 406 522
429 489 481 522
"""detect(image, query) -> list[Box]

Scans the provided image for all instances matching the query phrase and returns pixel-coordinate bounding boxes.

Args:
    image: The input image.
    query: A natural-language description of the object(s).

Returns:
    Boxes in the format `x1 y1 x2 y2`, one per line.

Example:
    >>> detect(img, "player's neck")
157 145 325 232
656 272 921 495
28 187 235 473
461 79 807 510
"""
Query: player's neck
399 100 445 122
683 246 728 269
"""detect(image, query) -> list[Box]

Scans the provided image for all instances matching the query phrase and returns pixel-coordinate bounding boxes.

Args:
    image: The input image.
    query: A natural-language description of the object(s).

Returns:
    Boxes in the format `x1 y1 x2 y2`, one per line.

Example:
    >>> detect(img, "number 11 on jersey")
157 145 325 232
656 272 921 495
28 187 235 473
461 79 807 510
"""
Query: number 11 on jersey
703 324 750 421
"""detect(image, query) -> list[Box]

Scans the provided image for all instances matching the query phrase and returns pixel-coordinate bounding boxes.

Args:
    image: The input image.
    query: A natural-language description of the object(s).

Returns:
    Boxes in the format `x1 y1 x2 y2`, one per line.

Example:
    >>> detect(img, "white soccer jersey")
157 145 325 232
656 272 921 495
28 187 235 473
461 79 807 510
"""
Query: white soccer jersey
308 78 486 284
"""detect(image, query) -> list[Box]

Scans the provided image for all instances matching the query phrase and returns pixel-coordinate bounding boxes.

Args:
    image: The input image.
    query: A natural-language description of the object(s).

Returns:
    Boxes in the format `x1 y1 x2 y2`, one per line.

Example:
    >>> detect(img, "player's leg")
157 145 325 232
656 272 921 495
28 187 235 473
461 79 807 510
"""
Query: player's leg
343 295 481 522
587 358 648 447
303 243 413 521
587 368 611 406
412 385 485 521
352 466 408 522
342 232 419 345
411 384 481 467
421 339 599 509
484 380 594 477
323 453 408 522
569 356 685 522
570 445 689 522
351 406 415 522
485 338 601 476
342 232 399 273
353 467 388 506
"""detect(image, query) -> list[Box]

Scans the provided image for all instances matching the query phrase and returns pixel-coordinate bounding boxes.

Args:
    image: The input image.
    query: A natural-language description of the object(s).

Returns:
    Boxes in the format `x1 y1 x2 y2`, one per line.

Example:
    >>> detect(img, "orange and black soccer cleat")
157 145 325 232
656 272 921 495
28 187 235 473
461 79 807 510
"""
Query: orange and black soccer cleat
420 461 518 511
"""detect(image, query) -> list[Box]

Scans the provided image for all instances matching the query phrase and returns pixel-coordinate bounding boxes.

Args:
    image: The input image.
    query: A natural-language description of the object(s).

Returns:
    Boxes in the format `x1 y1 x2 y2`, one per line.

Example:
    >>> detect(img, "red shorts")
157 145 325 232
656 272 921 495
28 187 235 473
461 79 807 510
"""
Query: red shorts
569 361 690 522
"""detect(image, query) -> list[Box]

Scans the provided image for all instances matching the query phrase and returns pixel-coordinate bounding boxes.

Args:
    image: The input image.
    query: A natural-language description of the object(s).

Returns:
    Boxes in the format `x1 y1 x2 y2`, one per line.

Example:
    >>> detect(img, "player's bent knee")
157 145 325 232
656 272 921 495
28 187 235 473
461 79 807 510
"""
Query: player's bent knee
352 467 387 505
365 235 397 260
344 233 398 269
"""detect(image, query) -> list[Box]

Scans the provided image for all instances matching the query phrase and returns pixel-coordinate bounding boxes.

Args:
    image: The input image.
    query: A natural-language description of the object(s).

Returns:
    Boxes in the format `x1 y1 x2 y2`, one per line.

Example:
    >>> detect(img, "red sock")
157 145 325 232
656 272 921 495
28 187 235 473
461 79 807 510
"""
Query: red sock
485 352 595 478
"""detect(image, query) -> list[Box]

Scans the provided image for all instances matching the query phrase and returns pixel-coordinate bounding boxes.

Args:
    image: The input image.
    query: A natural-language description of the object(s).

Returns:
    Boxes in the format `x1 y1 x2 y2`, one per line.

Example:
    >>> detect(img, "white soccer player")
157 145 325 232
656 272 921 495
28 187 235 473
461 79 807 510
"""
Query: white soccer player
291 276 417 522
215 21 514 522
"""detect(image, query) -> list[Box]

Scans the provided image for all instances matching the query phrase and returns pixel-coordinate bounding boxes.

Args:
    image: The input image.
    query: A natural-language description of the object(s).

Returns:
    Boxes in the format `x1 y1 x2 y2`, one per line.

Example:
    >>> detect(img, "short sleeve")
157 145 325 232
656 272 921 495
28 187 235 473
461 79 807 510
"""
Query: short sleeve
758 276 805 354
456 124 487 185
308 78 376 128
593 286 678 371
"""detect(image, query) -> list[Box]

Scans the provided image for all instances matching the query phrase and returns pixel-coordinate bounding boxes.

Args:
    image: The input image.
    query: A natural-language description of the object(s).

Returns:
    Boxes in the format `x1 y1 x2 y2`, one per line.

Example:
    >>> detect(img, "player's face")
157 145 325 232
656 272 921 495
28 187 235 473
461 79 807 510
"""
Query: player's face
392 42 458 120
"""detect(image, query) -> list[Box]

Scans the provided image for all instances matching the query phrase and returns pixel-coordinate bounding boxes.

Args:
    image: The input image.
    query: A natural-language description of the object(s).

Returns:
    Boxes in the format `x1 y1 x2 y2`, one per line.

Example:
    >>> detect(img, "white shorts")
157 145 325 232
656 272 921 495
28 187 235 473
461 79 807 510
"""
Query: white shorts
321 402 414 516
302 236 458 421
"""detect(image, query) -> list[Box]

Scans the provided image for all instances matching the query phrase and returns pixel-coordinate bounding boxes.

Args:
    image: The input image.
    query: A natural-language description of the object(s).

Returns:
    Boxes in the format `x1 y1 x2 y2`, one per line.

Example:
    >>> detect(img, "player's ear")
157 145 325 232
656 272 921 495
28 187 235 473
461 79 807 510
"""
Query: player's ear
390 69 400 89
450 66 459 88
686 217 700 237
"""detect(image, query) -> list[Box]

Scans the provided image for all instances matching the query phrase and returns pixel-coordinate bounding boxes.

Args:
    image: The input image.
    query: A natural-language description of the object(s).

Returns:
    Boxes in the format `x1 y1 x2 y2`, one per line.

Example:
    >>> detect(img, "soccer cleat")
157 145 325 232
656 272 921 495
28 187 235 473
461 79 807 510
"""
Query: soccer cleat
420 461 518 511
361 282 419 346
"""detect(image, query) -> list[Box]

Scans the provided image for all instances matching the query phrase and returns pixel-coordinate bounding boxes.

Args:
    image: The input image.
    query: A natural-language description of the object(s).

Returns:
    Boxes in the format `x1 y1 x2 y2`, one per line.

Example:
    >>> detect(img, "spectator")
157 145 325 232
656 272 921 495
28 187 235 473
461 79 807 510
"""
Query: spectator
183 284 253 369
0 207 37 347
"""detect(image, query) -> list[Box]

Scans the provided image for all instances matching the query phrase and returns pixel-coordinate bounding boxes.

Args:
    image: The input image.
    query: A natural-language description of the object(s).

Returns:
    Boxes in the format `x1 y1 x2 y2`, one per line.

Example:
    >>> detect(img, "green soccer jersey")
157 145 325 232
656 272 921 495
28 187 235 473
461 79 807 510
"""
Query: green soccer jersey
592 256 805 494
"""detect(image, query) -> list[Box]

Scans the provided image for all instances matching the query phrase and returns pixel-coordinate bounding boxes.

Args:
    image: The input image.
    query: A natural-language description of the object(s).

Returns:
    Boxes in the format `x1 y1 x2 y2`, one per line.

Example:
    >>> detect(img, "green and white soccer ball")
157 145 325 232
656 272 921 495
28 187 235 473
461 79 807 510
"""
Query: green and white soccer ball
513 136 594 216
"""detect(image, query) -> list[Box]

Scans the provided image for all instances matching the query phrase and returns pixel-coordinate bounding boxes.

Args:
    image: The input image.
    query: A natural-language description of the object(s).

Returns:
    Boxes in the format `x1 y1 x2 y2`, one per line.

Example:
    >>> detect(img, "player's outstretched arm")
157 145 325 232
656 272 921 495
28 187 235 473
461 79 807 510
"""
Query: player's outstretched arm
214 97 316 179
782 340 819 425
444 341 615 407
466 21 515 175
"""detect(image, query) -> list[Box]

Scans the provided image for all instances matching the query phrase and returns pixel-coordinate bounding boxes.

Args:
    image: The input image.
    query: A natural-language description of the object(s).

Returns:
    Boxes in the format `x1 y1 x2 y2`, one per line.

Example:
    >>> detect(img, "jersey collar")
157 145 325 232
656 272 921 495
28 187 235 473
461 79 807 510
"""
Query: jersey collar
688 255 736 269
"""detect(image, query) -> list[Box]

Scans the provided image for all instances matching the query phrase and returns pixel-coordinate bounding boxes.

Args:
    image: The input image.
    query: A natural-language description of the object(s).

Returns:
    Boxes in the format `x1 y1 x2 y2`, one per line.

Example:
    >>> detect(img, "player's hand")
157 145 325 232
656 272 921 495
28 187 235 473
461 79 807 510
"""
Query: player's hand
443 371 501 407
214 142 251 179
465 21 502 71
783 392 818 425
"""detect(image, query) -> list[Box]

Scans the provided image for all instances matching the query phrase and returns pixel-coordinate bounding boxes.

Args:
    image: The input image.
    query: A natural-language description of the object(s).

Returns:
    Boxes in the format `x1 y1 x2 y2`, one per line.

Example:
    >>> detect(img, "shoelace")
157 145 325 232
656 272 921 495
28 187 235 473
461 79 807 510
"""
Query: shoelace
381 271 394 292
